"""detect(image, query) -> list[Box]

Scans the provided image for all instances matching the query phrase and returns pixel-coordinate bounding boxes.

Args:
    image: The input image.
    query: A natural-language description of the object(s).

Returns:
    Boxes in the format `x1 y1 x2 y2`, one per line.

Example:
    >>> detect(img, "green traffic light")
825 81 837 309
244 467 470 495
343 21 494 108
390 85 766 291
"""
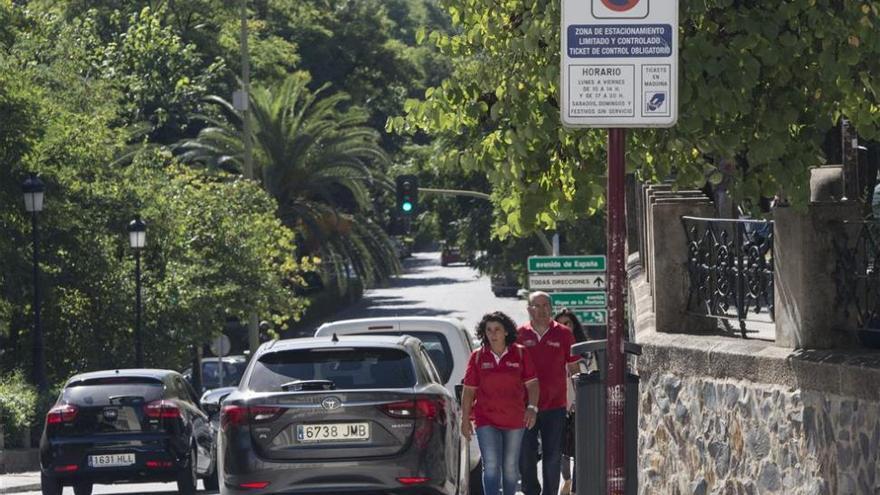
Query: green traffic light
402 202 413 212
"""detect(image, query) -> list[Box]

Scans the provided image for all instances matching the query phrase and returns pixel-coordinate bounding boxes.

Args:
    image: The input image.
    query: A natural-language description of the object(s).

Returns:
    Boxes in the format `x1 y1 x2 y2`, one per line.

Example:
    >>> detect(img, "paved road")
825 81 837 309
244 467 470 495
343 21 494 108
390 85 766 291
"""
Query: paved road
311 251 529 333
2 251 529 494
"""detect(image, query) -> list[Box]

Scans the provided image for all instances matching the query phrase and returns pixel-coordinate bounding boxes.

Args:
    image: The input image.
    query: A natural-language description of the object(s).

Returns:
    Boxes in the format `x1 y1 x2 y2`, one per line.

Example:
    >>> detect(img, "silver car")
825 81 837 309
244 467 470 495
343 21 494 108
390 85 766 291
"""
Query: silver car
218 335 468 495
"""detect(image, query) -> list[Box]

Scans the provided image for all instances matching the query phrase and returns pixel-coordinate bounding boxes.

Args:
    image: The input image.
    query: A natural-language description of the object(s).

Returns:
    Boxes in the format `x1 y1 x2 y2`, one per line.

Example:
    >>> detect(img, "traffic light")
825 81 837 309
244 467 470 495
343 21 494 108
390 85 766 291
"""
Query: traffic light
395 175 418 215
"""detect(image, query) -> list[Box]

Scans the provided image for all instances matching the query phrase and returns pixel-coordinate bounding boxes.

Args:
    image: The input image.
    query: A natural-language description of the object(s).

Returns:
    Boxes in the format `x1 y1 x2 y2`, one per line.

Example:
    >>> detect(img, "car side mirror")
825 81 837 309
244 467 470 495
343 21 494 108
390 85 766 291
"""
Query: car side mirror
454 383 464 404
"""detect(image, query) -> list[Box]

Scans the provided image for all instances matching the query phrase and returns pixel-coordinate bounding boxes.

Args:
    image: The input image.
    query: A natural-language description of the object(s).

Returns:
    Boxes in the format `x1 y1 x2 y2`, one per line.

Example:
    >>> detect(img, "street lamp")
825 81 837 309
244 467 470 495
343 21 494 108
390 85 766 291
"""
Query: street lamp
22 174 47 394
127 217 146 367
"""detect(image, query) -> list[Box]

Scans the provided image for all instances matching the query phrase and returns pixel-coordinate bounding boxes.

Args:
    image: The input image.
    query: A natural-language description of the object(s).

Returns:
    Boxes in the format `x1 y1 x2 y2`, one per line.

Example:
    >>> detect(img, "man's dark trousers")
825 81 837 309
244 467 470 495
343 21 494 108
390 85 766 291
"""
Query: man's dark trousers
520 407 566 495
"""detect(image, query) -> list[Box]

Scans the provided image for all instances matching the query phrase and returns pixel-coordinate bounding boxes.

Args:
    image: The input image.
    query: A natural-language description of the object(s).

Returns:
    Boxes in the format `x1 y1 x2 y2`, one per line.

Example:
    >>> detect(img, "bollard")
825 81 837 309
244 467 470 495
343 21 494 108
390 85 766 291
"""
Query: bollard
572 340 641 495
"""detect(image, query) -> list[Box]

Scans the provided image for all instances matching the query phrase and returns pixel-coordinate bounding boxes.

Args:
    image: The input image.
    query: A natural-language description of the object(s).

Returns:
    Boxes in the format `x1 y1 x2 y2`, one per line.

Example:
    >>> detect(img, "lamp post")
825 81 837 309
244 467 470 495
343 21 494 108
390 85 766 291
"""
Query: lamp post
22 174 46 394
127 217 146 367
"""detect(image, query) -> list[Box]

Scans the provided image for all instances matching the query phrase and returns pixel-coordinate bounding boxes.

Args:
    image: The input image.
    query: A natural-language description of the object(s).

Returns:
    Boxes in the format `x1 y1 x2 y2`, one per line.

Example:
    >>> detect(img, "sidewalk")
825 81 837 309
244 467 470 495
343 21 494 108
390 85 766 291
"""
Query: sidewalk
0 471 39 494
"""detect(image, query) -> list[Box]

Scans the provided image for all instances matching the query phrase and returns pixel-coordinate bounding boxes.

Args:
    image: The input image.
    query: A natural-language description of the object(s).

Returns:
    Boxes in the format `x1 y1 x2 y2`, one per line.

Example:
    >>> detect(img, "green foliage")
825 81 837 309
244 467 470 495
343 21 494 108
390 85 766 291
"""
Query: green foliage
392 0 880 238
0 370 38 447
0 5 314 382
97 7 225 143
178 74 399 290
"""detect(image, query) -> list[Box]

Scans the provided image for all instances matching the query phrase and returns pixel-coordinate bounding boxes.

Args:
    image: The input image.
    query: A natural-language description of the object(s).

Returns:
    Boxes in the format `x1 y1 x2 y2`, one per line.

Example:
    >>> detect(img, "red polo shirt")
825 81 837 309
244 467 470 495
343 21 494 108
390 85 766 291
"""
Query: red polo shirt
517 320 578 411
463 344 537 429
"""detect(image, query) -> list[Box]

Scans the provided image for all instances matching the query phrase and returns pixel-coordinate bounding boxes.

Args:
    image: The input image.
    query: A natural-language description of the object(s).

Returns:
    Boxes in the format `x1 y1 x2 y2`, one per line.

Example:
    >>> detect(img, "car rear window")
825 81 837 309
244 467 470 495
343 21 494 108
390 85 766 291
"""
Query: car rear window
248 348 416 392
202 361 247 388
355 331 453 383
62 377 165 406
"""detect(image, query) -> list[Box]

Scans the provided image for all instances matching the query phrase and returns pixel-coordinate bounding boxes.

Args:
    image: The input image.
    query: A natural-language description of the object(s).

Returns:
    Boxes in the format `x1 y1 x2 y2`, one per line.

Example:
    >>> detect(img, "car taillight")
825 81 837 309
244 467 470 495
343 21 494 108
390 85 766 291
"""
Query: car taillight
415 399 439 420
239 481 270 489
380 399 440 420
249 406 283 423
397 477 429 485
144 400 181 419
380 400 418 418
221 405 283 430
46 404 78 425
221 405 248 429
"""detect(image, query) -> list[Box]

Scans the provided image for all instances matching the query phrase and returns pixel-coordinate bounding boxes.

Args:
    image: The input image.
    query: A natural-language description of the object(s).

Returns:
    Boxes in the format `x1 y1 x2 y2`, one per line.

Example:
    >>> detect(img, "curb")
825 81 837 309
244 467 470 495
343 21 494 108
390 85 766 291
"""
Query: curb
0 482 41 494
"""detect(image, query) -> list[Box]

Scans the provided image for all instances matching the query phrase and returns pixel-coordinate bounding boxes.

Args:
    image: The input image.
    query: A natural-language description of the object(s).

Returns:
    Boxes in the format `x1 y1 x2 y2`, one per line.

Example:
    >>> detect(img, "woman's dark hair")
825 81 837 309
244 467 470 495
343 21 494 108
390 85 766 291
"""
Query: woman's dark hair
475 311 519 347
554 308 588 343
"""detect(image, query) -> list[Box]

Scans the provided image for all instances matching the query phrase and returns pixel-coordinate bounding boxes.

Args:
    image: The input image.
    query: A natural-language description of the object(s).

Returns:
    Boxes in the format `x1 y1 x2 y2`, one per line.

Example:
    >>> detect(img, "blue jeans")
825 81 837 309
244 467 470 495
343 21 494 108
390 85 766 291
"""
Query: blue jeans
475 426 525 495
520 407 566 495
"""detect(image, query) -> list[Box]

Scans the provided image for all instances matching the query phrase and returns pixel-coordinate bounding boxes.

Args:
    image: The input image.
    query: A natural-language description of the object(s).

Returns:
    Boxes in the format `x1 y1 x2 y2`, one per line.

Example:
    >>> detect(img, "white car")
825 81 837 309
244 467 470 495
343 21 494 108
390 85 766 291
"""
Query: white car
315 316 484 494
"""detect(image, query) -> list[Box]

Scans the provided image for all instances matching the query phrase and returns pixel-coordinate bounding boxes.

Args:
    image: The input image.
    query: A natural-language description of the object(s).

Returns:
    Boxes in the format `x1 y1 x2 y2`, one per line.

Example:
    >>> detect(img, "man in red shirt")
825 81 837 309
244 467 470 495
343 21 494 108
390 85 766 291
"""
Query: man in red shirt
517 291 581 495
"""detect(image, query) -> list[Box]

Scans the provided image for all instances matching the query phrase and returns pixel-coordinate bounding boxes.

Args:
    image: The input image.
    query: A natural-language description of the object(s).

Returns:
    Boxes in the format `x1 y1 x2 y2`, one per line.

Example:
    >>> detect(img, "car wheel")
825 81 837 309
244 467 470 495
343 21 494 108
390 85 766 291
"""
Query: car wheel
40 472 62 495
469 460 484 495
177 445 198 495
203 455 220 491
73 481 93 495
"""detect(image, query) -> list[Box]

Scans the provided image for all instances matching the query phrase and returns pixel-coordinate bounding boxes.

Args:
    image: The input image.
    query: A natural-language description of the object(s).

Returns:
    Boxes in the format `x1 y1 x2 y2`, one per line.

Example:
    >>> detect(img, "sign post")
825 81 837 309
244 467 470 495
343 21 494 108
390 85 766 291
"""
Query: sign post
561 1 678 493
527 256 607 327
561 0 679 128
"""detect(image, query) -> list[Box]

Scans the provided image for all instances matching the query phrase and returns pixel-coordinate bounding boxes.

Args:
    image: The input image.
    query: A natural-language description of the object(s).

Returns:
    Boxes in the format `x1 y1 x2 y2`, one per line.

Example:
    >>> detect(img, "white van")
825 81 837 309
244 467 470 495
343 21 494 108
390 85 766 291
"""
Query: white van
315 317 483 494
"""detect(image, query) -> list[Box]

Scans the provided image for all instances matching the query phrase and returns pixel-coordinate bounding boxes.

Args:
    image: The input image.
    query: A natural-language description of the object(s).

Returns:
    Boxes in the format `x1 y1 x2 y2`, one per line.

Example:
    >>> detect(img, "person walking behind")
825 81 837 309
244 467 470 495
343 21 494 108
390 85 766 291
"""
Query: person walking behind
461 311 540 495
518 292 581 495
555 308 589 495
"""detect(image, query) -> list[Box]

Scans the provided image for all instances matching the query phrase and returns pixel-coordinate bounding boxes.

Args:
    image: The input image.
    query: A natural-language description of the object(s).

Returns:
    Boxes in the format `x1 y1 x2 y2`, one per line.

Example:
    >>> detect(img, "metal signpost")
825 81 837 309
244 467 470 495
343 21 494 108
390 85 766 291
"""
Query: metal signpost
560 0 678 129
573 309 608 325
551 292 608 308
528 273 606 292
561 1 678 493
527 255 608 327
528 255 607 273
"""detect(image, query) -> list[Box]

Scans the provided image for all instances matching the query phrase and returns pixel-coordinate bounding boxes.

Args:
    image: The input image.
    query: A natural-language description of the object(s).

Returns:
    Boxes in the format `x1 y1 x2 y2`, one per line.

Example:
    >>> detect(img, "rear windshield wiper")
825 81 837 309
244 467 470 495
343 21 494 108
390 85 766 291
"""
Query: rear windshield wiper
108 395 145 405
280 379 336 392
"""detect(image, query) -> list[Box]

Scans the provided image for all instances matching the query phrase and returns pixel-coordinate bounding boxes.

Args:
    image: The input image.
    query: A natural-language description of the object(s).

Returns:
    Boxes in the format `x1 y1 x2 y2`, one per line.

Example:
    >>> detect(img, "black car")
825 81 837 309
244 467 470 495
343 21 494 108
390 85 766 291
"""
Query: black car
39 369 218 495
490 271 521 297
218 335 468 495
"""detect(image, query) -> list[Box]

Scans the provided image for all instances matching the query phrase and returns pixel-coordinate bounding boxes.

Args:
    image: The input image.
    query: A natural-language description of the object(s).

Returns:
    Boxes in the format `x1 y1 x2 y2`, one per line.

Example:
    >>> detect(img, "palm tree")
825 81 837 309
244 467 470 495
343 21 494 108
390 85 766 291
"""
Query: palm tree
177 74 399 290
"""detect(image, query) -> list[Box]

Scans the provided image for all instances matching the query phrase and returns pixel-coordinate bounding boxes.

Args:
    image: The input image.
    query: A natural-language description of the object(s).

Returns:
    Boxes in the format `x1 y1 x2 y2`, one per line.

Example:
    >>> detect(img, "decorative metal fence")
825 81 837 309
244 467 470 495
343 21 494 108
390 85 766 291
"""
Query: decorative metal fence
832 221 880 345
682 216 774 338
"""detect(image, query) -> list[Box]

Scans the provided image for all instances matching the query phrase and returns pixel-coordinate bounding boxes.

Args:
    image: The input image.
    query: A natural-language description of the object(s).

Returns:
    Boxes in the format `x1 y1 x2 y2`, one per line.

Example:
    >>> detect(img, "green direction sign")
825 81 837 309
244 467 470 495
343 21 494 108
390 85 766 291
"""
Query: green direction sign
528 255 606 273
551 292 607 308
572 309 607 326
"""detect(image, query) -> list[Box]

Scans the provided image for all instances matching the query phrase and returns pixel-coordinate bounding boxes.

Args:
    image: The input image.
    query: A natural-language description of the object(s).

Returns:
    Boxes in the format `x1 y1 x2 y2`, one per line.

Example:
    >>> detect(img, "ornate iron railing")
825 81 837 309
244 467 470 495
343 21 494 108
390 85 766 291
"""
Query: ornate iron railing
682 216 774 338
832 221 880 335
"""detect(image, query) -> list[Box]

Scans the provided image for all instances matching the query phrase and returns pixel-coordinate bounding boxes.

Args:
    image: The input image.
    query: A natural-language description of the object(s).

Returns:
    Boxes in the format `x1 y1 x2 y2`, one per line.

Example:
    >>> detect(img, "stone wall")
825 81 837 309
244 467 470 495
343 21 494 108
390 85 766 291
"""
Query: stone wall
638 371 880 494
629 254 880 495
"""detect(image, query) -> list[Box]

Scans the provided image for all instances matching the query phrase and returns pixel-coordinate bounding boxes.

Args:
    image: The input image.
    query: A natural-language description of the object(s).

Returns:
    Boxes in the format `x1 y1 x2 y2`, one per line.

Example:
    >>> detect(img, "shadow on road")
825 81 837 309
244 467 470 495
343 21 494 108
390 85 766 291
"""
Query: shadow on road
386 276 462 288
401 254 438 269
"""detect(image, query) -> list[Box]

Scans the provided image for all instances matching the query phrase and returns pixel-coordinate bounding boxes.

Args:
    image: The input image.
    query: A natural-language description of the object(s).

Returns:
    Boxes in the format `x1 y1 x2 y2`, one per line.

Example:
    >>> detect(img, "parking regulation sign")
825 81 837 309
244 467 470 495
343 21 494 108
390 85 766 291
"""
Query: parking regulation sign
561 0 678 127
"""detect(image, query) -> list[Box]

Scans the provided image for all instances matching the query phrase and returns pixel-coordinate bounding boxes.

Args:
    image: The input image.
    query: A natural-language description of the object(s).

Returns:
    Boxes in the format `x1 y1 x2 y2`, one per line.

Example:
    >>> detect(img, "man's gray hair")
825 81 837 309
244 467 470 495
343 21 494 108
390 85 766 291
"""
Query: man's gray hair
528 291 551 304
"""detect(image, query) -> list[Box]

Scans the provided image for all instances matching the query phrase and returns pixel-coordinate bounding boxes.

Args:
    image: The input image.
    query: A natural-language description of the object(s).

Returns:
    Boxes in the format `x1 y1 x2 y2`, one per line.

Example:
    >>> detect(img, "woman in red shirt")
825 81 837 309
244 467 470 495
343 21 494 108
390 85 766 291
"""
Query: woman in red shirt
461 312 540 495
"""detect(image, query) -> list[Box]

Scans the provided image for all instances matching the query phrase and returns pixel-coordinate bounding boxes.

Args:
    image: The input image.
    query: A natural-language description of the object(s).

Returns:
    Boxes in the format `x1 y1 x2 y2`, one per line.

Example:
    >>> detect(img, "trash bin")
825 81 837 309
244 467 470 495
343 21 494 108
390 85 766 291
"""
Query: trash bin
572 339 641 495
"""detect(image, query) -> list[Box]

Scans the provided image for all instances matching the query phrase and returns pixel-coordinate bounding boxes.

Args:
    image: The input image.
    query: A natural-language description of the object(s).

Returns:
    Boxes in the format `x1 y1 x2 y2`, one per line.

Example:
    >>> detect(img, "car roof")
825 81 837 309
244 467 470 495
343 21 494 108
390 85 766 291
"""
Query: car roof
316 317 466 334
260 335 416 355
65 368 176 385
201 355 247 363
